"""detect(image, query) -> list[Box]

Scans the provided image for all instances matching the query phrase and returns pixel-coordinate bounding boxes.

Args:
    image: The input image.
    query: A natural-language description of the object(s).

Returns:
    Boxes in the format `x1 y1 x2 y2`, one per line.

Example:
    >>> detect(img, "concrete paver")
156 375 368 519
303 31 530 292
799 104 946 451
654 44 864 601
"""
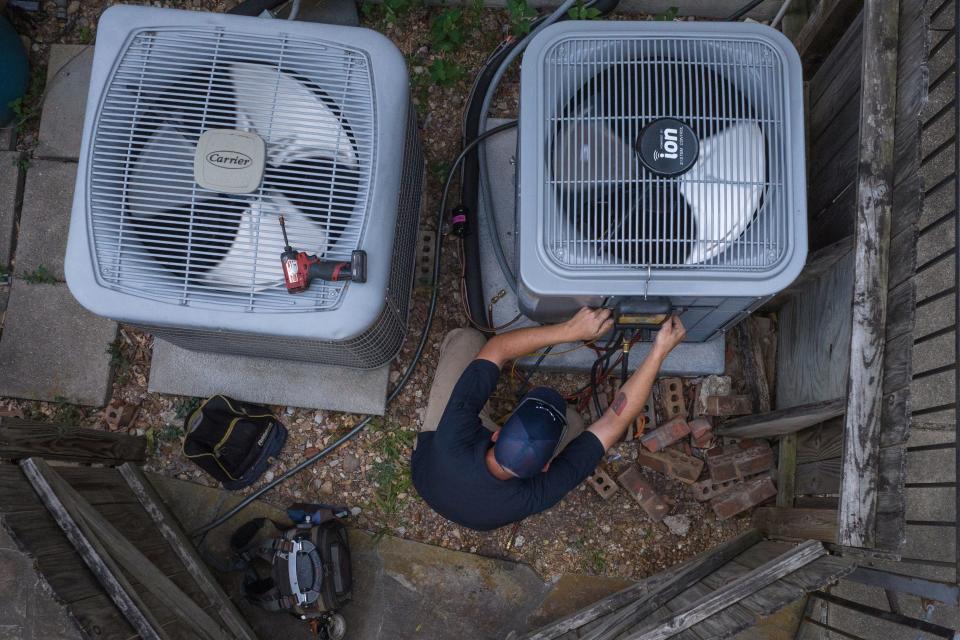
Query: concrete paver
149 338 391 414
36 45 92 160
0 151 21 268
14 160 76 281
0 525 82 640
0 280 116 406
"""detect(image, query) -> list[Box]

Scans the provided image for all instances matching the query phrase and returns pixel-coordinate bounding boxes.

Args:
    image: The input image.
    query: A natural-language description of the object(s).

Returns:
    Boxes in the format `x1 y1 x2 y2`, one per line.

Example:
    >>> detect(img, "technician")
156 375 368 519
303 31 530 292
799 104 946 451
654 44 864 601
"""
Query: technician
411 308 687 531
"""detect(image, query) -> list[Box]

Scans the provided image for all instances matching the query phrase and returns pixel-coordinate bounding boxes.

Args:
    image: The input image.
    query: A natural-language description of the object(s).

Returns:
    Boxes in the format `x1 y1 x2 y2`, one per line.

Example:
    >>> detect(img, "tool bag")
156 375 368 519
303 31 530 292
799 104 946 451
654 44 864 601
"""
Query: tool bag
182 395 287 490
230 505 353 617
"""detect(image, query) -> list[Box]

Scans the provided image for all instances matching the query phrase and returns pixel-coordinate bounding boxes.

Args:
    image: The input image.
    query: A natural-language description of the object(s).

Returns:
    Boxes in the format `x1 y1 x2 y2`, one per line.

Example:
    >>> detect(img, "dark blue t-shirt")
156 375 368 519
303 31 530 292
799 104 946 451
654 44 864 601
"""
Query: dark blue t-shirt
411 359 605 531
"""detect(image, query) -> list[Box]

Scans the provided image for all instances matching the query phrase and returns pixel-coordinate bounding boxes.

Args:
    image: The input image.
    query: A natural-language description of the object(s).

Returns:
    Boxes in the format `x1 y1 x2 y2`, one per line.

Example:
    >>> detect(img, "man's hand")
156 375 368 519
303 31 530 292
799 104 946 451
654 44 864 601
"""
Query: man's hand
651 315 686 359
562 307 613 343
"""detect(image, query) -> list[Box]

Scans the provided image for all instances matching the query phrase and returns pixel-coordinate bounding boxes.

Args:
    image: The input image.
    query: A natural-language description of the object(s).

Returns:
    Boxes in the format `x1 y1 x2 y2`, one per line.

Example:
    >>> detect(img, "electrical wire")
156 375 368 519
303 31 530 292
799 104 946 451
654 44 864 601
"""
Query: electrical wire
727 0 767 21
770 0 794 28
477 0 579 297
456 238 523 332
191 120 521 537
287 0 302 20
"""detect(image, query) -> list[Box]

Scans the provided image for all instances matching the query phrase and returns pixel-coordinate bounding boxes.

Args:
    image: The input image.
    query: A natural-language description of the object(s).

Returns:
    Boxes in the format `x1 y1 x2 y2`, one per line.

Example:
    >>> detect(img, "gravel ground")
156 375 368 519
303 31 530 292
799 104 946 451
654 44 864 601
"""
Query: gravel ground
2 0 754 583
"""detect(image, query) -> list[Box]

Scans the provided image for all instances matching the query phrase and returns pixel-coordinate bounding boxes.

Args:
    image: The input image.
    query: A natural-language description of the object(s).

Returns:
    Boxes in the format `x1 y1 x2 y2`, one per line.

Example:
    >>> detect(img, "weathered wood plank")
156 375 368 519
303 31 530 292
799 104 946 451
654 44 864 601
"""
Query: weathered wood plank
838 0 901 550
0 419 146 464
796 419 845 463
120 464 258 640
623 541 827 640
775 251 853 409
796 458 842 495
776 433 797 508
753 508 838 543
19 458 166 640
716 399 846 439
794 1 865 75
540 531 763 640
34 460 230 640
761 238 853 312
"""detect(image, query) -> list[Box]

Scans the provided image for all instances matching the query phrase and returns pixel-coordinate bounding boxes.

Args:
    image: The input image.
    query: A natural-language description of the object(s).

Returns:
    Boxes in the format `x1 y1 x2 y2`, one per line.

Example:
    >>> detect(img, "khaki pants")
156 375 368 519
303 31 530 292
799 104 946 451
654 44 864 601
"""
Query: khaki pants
420 328 585 454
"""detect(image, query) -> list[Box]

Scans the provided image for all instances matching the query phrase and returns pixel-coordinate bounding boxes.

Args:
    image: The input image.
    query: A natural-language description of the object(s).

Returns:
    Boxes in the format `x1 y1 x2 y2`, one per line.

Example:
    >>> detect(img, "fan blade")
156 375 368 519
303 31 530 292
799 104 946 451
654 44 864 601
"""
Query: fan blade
202 191 330 291
136 197 246 278
679 122 765 265
128 123 204 217
228 62 358 169
552 120 635 189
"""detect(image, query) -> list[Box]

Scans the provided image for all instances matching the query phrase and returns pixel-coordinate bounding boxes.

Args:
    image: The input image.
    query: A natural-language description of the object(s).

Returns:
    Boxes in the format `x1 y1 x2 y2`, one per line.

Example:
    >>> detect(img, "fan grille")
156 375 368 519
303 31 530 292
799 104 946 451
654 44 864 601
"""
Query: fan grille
542 36 788 271
88 27 375 311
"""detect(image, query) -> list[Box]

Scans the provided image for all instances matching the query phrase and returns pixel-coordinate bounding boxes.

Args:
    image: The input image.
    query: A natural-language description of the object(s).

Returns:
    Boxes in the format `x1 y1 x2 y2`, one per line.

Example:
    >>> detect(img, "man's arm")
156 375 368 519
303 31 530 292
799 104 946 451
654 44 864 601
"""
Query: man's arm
588 316 687 450
476 307 613 369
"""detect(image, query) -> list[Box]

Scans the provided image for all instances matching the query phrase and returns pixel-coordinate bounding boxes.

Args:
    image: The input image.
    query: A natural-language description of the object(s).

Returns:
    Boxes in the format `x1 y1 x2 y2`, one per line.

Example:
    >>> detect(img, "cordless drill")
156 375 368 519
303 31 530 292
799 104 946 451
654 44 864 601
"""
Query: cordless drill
278 216 366 294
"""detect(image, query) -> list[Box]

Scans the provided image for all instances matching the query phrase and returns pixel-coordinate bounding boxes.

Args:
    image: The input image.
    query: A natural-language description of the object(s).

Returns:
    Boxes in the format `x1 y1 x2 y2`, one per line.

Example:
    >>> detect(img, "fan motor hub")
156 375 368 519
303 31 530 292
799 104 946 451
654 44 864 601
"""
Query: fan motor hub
194 128 266 194
635 118 699 177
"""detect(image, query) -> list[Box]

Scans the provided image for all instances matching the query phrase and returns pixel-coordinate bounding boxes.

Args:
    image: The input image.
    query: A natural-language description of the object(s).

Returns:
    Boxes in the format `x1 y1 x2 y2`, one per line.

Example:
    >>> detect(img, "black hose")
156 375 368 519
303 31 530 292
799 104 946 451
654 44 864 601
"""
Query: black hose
191 121 518 538
459 43 521 335
227 0 288 15
727 0 767 21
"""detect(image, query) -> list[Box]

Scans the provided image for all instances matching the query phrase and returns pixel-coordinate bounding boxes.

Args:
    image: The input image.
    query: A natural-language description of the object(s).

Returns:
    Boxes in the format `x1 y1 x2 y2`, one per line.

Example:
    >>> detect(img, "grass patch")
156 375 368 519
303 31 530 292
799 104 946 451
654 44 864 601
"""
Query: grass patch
51 396 84 424
23 265 56 284
588 549 607 574
370 419 415 516
8 66 46 136
106 338 133 385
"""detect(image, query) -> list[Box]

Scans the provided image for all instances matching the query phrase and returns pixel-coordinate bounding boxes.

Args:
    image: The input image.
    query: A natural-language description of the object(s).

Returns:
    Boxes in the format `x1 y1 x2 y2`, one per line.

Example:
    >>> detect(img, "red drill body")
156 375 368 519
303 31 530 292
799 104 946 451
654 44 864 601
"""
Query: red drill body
278 216 366 294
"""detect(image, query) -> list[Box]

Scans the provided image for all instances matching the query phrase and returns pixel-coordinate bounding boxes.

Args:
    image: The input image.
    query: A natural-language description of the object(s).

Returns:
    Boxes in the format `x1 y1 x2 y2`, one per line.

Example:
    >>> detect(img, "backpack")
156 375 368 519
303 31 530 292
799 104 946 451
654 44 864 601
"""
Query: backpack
182 395 287 490
230 504 353 620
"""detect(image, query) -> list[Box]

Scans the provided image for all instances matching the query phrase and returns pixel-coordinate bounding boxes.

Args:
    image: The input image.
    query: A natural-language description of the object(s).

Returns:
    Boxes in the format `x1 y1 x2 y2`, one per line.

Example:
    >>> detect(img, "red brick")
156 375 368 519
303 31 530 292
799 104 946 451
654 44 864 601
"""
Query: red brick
658 378 686 419
640 415 690 452
689 417 713 449
586 467 618 500
706 440 775 483
691 471 771 502
710 476 777 520
617 465 670 522
636 447 704 485
704 395 753 416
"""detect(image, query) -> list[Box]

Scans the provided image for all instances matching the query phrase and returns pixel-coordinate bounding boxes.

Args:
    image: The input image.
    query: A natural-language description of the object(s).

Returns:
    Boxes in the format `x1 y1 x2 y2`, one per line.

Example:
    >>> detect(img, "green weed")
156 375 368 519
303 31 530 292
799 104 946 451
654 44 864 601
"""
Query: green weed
428 58 465 87
653 6 679 20
430 8 465 52
23 265 57 284
77 26 94 44
173 397 201 420
106 338 132 385
382 0 413 23
52 396 84 424
568 0 601 20
370 420 415 515
8 67 45 135
589 549 607 573
506 0 537 35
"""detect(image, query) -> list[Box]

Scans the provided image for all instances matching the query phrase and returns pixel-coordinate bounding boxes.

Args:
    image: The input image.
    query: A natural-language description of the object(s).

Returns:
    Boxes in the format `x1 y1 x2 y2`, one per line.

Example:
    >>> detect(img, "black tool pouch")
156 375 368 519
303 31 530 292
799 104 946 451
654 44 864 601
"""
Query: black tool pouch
230 515 353 617
182 395 287 490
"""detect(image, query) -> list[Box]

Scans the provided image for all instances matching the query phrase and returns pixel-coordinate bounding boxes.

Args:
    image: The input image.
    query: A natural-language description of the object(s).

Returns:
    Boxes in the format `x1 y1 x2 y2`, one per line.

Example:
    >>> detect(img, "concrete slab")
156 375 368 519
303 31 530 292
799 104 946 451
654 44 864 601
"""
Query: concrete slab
0 280 117 406
0 127 14 152
36 45 93 160
478 121 725 376
149 338 390 415
150 474 560 640
13 160 76 281
0 524 83 640
0 151 21 268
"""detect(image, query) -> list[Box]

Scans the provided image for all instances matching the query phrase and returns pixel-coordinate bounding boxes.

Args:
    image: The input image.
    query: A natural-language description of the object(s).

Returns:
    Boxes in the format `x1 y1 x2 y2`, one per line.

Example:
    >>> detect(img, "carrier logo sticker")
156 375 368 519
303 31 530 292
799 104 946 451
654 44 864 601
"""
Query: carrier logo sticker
636 118 699 177
206 150 253 169
194 129 265 194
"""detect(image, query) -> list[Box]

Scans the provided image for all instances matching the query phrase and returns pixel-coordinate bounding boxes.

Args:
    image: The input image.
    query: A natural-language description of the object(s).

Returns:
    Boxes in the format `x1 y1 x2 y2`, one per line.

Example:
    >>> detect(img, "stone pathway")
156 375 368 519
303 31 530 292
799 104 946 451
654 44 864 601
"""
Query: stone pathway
0 43 116 407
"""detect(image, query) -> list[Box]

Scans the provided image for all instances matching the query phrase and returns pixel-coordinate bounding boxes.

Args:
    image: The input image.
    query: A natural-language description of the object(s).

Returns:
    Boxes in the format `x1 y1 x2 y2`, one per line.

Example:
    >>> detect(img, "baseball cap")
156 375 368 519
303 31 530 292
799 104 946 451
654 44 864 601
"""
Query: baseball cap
494 387 568 479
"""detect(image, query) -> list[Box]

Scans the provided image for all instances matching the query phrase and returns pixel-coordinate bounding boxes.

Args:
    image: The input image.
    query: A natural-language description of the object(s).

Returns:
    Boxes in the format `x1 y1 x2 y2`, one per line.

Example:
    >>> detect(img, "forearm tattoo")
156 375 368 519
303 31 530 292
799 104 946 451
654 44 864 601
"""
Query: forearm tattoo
611 392 627 416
